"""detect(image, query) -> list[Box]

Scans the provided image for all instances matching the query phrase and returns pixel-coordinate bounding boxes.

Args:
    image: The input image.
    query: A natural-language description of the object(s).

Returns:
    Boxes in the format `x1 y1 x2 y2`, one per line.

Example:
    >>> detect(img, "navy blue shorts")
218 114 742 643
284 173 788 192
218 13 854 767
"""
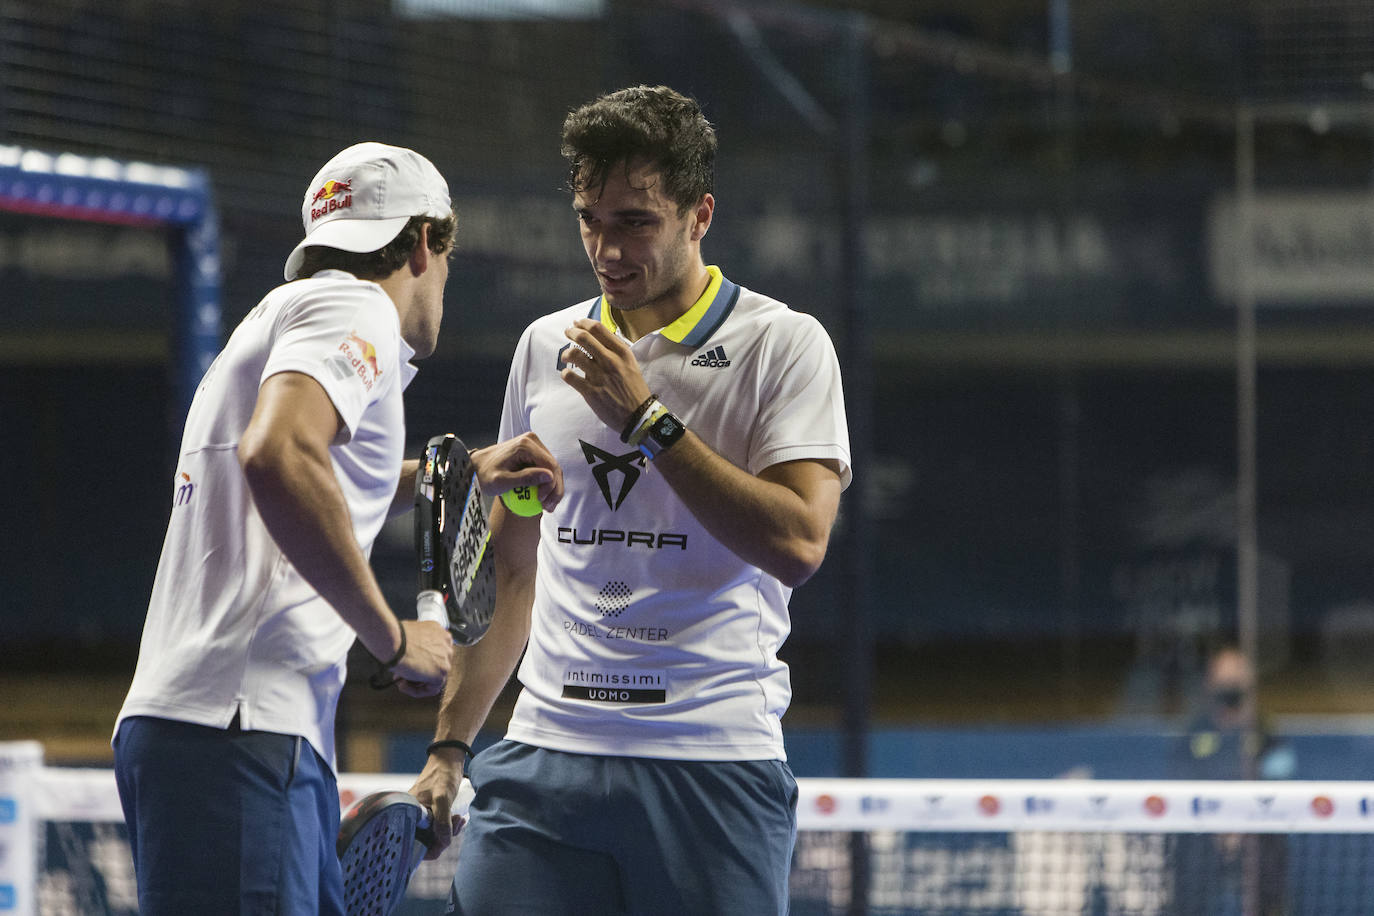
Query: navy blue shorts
447 740 798 916
113 715 344 916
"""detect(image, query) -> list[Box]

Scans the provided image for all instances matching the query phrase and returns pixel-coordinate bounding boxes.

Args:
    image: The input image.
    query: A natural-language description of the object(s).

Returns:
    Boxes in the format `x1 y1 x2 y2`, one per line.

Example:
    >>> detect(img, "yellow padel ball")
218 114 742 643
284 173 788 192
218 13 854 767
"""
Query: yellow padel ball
500 485 543 517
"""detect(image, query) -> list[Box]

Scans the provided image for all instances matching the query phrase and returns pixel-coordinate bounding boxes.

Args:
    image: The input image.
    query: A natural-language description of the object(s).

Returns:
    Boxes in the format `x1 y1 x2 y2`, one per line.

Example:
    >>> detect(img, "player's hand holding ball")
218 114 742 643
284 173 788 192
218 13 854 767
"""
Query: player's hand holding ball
500 485 543 517
469 432 563 516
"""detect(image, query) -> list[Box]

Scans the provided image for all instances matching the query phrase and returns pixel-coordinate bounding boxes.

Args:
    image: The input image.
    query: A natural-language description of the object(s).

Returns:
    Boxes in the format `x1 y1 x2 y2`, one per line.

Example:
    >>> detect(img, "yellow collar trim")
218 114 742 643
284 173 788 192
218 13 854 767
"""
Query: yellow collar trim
599 266 724 344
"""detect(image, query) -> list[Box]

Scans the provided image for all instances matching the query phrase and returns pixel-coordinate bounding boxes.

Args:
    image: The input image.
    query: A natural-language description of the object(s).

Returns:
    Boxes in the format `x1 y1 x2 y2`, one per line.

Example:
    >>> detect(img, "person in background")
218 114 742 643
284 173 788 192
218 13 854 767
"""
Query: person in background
1167 643 1295 916
1173 643 1296 781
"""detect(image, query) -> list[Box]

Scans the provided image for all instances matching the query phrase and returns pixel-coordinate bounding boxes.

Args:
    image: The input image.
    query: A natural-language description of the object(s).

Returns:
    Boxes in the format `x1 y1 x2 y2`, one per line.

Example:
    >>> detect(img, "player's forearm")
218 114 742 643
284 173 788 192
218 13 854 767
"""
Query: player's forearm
389 458 421 518
432 510 537 742
240 434 401 661
557 317 839 583
654 431 839 587
432 574 533 743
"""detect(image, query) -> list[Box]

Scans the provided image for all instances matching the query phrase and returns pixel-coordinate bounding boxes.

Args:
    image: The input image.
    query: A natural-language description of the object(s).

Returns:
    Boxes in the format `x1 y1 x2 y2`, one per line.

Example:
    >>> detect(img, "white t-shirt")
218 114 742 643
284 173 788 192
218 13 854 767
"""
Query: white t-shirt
499 267 851 761
115 270 417 772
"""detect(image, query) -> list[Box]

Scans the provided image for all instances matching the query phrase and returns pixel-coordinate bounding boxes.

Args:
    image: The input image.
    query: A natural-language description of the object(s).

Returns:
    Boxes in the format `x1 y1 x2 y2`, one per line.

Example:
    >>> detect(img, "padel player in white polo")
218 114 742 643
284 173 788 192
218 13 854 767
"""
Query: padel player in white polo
411 86 851 916
501 264 851 761
113 143 462 915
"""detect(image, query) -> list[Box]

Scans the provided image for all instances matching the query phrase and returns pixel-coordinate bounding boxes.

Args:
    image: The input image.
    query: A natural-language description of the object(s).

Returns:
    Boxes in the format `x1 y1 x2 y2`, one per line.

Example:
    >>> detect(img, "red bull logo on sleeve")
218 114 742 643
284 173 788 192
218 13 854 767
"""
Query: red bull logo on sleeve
339 330 382 391
310 178 354 221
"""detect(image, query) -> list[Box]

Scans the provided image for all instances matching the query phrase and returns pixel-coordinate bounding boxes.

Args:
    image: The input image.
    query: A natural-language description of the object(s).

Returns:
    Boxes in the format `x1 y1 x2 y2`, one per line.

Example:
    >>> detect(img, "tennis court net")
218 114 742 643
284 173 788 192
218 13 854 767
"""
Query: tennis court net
10 745 1374 915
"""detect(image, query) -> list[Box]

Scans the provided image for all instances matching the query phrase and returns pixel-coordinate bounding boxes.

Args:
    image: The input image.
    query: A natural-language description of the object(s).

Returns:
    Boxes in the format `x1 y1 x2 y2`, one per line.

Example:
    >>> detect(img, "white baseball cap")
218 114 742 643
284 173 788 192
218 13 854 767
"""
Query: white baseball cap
284 141 451 280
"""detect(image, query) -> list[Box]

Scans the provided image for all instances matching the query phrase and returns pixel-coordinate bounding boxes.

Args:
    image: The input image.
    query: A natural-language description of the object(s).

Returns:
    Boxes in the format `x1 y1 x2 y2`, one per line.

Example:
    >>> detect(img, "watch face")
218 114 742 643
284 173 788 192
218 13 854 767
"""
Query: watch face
650 412 684 448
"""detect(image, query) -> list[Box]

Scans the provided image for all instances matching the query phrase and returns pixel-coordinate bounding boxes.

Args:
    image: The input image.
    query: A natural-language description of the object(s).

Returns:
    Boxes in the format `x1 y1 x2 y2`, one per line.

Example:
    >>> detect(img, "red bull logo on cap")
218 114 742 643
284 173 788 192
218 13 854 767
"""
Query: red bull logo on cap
339 330 382 391
310 178 354 221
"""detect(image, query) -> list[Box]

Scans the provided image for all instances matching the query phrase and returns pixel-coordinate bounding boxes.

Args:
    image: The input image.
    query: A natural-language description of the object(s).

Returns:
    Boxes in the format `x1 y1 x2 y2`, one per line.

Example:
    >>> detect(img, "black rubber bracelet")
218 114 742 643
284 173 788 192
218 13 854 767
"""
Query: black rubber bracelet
620 394 659 443
427 739 475 762
378 622 406 670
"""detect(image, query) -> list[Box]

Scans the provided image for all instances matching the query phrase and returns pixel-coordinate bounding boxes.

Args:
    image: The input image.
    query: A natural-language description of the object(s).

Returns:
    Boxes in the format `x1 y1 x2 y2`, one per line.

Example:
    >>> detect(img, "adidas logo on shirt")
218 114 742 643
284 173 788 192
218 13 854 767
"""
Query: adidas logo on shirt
690 345 731 368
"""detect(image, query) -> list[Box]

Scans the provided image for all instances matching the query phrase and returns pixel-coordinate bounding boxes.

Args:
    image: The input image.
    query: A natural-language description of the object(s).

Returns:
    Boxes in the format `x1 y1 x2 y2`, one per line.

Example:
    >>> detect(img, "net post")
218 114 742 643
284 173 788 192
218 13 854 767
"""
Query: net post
835 12 874 916
1233 101 1262 916
0 741 44 916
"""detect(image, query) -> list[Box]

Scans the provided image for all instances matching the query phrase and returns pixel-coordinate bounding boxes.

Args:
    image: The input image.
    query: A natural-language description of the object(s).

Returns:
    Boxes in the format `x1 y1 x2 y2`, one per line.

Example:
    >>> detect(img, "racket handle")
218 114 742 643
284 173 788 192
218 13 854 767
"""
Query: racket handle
416 590 448 627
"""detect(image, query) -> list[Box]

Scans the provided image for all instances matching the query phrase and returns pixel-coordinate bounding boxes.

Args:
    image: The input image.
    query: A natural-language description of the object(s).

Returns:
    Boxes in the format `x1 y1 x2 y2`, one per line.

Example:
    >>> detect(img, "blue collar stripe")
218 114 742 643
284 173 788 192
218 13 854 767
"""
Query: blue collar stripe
588 267 740 349
674 273 740 349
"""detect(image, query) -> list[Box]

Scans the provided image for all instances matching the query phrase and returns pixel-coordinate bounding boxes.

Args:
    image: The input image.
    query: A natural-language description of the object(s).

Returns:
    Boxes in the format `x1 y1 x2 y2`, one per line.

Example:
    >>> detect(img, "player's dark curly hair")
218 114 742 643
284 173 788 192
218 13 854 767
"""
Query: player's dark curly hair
561 85 716 216
296 212 457 280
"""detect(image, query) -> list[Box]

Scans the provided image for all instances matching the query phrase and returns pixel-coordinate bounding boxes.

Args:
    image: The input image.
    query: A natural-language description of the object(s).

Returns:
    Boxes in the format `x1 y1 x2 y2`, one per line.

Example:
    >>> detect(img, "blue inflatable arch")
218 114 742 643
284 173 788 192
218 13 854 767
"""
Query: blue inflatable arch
0 144 221 418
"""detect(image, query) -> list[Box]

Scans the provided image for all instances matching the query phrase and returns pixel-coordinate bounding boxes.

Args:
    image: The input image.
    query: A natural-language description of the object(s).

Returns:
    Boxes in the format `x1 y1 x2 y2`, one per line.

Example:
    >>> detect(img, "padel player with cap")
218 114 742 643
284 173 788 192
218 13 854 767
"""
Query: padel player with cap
113 142 559 914
411 86 852 915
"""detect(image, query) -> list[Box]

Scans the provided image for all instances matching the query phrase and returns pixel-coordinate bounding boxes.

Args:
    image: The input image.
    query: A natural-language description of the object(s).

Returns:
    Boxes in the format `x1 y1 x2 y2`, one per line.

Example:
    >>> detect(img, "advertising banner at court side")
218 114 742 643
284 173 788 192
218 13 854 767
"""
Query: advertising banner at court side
1209 192 1374 306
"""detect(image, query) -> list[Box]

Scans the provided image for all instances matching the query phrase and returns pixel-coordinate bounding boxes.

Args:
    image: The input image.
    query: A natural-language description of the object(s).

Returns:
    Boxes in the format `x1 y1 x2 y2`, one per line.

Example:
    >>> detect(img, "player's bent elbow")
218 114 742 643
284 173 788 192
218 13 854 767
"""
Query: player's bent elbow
772 539 829 589
237 436 272 482
237 436 287 485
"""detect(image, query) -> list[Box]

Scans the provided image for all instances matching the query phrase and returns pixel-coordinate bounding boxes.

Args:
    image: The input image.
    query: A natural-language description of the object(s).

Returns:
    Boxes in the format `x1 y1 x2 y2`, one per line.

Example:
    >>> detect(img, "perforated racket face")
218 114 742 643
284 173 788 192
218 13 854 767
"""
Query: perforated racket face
441 463 496 644
415 434 494 645
338 793 427 916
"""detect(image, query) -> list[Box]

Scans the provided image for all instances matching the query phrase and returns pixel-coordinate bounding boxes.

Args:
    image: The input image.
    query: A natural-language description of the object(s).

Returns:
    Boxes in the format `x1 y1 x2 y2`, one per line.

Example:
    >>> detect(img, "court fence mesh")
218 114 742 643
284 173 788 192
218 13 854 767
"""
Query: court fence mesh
8 743 1374 916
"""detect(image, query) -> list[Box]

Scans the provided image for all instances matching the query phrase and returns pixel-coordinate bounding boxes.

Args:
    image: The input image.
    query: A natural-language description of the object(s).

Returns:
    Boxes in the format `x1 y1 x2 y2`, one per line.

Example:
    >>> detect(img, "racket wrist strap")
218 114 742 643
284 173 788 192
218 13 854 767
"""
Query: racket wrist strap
378 621 407 670
427 738 475 763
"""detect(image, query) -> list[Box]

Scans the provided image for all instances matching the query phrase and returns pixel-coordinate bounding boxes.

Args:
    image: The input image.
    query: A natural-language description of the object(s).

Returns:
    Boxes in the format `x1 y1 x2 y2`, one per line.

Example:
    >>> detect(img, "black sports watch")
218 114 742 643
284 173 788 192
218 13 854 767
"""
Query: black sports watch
637 409 685 460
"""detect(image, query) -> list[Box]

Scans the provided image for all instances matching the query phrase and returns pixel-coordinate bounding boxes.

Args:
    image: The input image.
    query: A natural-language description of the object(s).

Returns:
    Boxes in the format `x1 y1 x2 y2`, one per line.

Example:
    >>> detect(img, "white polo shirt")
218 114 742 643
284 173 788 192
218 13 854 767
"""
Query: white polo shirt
499 267 851 761
115 270 417 772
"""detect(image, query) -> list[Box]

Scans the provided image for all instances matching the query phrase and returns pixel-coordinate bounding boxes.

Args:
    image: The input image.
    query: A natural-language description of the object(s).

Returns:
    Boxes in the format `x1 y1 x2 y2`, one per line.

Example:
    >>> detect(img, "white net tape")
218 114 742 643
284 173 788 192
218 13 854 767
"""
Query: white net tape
793 777 1374 833
7 743 1374 915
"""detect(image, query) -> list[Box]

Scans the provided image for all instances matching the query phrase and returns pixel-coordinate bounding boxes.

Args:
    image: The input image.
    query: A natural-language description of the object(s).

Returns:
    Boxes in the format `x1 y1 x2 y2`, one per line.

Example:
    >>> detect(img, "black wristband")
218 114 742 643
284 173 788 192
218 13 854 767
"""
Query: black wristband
620 394 659 443
378 622 406 670
427 739 475 763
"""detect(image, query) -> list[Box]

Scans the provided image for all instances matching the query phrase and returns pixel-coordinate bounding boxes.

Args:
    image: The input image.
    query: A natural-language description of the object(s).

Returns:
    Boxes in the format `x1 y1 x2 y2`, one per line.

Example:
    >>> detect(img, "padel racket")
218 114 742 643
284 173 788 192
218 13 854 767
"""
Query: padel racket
415 433 496 646
337 780 476 916
338 791 434 916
